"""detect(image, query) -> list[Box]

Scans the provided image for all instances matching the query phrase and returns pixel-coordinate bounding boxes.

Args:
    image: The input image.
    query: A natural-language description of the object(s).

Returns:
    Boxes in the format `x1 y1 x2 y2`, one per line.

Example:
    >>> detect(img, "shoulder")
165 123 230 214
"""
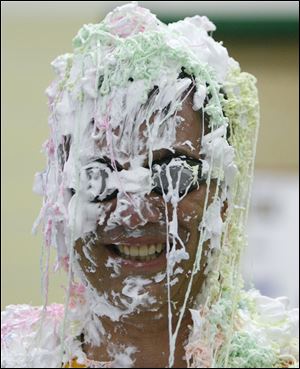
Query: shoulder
1 303 65 368
238 289 299 368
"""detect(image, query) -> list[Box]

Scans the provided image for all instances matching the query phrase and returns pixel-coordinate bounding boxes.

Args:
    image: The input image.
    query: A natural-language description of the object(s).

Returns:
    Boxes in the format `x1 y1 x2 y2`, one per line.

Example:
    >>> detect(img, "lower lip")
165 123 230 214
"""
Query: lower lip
106 246 167 272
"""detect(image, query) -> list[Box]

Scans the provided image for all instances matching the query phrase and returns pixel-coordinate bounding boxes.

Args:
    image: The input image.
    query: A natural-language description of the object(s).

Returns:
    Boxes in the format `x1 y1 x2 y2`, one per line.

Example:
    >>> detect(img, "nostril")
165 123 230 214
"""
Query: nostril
141 203 160 222
120 201 160 221
119 205 144 228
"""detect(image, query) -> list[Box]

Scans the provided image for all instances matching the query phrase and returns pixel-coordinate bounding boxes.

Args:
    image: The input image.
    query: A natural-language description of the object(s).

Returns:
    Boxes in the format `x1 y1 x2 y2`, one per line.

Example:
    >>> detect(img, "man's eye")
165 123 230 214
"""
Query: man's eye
152 159 203 197
90 189 118 203
86 166 102 180
81 160 120 202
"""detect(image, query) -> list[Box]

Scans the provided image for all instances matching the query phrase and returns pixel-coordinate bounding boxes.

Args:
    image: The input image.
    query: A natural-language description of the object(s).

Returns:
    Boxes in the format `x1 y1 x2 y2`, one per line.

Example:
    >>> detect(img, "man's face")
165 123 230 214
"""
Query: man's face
74 89 216 322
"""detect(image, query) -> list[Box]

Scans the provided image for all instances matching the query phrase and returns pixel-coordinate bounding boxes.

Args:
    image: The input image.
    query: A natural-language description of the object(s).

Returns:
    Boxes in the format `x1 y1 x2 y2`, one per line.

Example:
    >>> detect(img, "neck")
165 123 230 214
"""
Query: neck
83 309 192 368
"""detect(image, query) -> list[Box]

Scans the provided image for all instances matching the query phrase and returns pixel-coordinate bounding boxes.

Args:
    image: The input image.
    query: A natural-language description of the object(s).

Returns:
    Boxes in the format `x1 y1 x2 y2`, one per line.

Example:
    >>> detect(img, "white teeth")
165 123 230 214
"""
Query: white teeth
130 246 139 257
156 244 162 253
148 245 156 255
116 243 165 260
139 245 148 257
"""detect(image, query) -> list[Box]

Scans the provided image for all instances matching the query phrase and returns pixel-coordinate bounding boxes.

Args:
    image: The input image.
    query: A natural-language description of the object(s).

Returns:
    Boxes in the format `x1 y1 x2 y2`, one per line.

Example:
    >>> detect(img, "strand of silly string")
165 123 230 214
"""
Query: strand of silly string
34 127 63 350
159 80 206 367
202 72 248 361
169 62 232 366
59 60 87 367
223 78 260 368
210 72 259 367
168 83 222 367
89 40 136 209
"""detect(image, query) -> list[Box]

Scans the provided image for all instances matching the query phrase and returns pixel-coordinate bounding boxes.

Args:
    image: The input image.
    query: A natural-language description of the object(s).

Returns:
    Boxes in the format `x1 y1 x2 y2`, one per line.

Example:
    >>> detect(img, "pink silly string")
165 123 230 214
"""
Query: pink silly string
55 255 70 272
41 193 66 308
53 202 64 217
1 304 65 348
43 255 50 309
42 220 52 309
62 255 70 271
109 12 147 38
35 204 54 314
186 342 213 368
61 281 85 295
44 303 64 322
46 80 58 106
1 308 41 342
43 138 55 159
44 219 53 247
68 282 86 308
97 100 117 169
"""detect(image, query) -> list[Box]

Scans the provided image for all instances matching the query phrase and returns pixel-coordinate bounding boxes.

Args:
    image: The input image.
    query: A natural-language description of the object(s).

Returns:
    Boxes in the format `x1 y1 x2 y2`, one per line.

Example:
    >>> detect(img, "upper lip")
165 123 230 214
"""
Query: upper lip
109 236 167 247
94 224 188 248
95 224 168 247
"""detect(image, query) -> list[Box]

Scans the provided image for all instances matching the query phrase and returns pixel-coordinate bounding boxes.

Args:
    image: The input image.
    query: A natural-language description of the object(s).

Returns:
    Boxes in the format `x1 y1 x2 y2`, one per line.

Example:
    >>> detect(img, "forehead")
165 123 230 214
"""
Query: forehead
95 88 203 166
172 90 202 160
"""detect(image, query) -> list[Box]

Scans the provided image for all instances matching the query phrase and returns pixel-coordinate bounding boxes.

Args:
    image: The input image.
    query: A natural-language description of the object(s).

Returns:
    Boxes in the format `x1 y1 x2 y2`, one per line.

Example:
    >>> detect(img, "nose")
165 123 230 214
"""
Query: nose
118 194 161 229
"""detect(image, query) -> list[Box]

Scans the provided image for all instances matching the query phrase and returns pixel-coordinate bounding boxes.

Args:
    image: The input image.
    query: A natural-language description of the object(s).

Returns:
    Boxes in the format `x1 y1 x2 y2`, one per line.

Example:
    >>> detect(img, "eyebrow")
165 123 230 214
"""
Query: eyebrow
173 146 199 160
152 147 200 163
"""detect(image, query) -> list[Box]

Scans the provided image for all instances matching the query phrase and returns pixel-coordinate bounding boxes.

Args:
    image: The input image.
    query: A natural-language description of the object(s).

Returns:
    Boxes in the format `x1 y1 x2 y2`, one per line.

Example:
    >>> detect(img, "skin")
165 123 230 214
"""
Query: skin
74 90 223 368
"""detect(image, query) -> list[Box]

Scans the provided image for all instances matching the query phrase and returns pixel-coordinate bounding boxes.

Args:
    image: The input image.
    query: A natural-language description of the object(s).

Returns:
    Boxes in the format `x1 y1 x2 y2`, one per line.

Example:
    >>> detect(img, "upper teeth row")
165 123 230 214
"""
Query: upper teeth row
117 244 164 257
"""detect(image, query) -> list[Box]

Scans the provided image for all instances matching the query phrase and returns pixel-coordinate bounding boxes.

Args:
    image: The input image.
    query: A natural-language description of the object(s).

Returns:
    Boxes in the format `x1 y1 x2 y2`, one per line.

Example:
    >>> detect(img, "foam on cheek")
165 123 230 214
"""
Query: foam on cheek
200 199 223 249
153 272 166 283
107 345 137 368
82 275 157 322
81 240 97 269
68 196 101 241
105 257 121 278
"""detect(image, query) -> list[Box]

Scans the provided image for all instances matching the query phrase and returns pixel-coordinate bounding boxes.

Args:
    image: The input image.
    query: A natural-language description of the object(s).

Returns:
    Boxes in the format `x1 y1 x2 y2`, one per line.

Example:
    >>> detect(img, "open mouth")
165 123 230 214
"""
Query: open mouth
109 243 166 261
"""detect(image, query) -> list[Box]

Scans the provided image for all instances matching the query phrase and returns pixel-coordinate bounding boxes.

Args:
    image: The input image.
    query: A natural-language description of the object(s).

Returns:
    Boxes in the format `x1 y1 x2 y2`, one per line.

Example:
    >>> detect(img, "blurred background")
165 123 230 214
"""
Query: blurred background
2 1 299 309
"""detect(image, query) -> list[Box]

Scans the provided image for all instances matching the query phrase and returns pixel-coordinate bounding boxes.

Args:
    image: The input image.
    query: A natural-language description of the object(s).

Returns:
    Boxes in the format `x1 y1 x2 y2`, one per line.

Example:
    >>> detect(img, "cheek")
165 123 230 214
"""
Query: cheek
176 186 215 277
177 184 210 228
74 240 104 287
74 241 91 277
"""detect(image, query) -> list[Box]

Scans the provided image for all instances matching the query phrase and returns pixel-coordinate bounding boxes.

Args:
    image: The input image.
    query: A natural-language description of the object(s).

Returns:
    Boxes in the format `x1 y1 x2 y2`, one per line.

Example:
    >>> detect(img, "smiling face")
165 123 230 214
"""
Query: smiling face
74 87 219 324
30 6 261 367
